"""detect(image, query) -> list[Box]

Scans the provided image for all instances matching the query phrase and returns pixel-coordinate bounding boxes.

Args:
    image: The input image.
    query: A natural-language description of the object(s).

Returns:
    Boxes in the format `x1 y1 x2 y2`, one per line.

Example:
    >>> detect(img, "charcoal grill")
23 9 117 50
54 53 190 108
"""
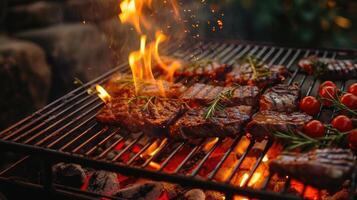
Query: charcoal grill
0 40 356 200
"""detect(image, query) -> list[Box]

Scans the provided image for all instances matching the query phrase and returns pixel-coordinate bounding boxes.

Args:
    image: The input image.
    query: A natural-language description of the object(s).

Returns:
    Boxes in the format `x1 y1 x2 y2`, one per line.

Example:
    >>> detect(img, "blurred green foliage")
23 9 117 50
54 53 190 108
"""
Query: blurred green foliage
202 0 356 48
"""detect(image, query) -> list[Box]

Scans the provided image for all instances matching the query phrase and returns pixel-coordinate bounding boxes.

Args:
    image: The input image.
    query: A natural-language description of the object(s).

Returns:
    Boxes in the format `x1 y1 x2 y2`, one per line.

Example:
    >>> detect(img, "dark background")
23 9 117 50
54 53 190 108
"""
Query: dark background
0 0 355 130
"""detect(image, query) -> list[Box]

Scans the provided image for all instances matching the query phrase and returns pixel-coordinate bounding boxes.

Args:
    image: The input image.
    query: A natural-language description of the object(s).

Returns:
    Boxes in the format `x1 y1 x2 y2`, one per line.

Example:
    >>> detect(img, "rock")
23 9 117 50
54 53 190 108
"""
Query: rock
0 36 51 129
5 1 64 31
52 162 86 188
64 0 118 22
16 23 114 99
87 170 120 196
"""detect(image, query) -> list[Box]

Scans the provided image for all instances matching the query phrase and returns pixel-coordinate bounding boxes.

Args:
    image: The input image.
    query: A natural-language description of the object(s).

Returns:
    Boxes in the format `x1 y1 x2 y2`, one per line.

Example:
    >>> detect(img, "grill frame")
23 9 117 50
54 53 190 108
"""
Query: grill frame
0 40 356 200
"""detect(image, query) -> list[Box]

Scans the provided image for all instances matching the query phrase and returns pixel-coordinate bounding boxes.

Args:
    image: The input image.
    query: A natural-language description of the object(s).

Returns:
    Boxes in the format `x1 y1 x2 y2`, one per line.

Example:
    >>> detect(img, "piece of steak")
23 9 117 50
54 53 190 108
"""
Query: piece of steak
269 148 356 190
96 98 186 137
52 163 86 188
259 83 300 113
180 83 260 107
226 63 288 88
298 55 357 80
170 105 253 140
175 60 230 79
245 111 312 141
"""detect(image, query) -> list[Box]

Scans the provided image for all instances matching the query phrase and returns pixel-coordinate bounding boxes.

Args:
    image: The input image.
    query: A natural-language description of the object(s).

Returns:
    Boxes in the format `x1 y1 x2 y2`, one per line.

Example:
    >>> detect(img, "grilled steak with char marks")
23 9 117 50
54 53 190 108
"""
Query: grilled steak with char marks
260 83 300 113
180 83 260 107
269 148 356 190
170 105 253 140
175 60 230 79
96 98 186 137
226 63 288 88
245 111 312 141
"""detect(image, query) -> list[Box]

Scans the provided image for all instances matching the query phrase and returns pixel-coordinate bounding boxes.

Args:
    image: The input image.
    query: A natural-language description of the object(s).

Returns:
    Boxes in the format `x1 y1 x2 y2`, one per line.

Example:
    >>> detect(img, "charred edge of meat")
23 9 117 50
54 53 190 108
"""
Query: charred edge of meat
269 148 356 190
259 83 300 113
175 60 231 79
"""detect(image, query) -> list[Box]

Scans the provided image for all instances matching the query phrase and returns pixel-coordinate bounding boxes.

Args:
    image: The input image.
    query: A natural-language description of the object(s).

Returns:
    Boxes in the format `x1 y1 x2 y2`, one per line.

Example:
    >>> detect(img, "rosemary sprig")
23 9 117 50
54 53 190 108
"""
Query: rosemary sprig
239 55 271 80
188 59 213 71
311 59 328 76
127 95 156 112
319 89 357 117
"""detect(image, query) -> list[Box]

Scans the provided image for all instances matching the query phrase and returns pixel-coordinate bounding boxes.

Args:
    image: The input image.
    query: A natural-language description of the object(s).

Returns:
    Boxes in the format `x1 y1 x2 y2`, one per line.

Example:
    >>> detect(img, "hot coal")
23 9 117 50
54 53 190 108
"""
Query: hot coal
114 182 164 200
226 63 288 88
52 162 86 188
87 170 120 196
170 105 253 140
180 83 260 107
245 111 312 141
269 148 356 190
259 83 300 113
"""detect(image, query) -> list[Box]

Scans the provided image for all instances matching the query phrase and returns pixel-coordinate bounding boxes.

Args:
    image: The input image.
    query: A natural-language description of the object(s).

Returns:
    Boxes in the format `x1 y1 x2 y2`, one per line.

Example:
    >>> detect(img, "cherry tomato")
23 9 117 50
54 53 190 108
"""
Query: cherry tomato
348 129 357 151
299 96 321 115
319 81 337 92
303 120 325 138
299 59 313 74
319 86 337 106
340 93 357 110
348 83 357 96
331 115 353 132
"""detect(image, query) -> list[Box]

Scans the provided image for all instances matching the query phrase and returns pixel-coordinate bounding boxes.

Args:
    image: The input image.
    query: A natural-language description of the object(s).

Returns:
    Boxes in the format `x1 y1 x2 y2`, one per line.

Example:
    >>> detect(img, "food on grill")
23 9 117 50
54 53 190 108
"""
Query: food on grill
225 62 288 88
181 83 260 107
170 105 253 140
260 83 300 113
298 55 357 79
175 60 230 79
52 163 86 188
114 182 164 200
245 111 312 141
87 171 120 195
299 96 321 115
269 148 356 189
96 98 186 136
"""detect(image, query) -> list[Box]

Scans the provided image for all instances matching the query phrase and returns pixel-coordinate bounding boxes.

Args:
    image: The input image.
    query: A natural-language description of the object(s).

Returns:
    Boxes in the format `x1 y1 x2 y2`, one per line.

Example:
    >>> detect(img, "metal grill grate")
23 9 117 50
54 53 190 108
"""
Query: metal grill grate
0 40 356 200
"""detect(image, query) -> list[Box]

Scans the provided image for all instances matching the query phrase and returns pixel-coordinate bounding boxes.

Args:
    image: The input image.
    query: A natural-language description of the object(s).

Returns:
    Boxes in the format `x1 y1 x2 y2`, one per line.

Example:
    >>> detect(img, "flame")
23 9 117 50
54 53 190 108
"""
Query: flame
95 85 111 104
248 172 261 187
262 155 268 162
239 173 249 187
119 0 145 33
203 137 219 151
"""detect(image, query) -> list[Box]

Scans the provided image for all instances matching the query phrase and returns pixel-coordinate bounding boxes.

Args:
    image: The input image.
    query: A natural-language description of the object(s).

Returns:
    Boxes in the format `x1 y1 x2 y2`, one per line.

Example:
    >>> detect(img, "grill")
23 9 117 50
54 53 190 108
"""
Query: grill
0 40 356 200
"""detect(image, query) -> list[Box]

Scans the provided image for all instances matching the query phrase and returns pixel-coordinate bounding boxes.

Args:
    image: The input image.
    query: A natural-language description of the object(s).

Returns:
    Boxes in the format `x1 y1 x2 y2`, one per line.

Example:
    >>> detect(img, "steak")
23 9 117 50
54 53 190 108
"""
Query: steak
170 105 253 140
269 148 356 190
245 111 312 141
226 63 288 88
175 60 230 79
96 98 186 137
298 55 357 80
259 83 300 113
180 83 260 107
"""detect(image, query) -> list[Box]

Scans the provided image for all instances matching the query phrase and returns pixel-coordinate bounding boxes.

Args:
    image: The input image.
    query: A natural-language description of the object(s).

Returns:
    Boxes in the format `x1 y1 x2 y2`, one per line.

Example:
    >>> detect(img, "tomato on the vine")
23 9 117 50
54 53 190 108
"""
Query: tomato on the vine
348 83 357 96
299 96 321 115
348 129 357 151
319 81 337 92
319 86 337 106
331 115 353 132
303 120 325 138
340 93 357 110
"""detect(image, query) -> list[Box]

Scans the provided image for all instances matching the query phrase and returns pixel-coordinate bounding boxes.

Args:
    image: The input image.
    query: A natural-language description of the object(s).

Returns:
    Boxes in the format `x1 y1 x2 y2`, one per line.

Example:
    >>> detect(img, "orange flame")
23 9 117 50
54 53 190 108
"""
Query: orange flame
239 173 249 187
95 85 111 104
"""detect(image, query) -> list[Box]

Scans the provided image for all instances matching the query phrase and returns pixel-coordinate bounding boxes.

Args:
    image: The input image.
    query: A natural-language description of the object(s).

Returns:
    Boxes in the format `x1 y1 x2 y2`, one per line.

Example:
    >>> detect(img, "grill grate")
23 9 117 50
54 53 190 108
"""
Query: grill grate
0 40 356 200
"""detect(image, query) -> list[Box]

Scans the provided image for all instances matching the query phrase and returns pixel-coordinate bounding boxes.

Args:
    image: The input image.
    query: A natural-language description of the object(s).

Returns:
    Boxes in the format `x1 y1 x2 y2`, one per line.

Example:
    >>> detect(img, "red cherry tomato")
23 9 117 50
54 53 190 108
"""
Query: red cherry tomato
319 86 337 106
340 93 357 110
348 129 357 151
348 83 357 96
303 120 325 138
331 115 353 132
299 96 321 115
319 81 337 92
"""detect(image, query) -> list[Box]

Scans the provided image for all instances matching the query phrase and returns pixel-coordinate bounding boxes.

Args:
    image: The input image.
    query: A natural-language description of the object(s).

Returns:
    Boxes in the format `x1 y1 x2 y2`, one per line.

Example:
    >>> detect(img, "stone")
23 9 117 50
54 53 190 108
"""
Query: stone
5 1 64 31
16 23 114 99
0 36 51 129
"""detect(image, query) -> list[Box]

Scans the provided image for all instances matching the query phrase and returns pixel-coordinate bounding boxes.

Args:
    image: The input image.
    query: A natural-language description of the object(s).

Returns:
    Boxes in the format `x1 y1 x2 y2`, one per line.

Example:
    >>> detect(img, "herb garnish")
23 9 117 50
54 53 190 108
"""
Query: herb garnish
237 56 271 80
188 59 213 71
311 59 328 76
127 95 156 112
319 89 357 117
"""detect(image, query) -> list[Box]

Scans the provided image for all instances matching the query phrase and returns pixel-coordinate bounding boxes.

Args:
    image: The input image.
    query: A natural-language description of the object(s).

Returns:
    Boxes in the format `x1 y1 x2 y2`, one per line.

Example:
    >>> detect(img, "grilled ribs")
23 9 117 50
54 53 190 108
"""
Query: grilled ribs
181 83 260 107
245 111 312 141
259 83 300 113
96 98 186 137
269 148 356 190
226 63 288 88
298 55 357 79
170 105 253 140
175 60 230 79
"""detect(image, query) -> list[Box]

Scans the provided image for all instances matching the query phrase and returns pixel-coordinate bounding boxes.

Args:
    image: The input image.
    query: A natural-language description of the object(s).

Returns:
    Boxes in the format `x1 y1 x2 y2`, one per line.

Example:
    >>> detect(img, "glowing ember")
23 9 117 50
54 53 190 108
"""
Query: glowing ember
262 155 268 162
248 172 261 187
239 173 249 187
95 85 111 104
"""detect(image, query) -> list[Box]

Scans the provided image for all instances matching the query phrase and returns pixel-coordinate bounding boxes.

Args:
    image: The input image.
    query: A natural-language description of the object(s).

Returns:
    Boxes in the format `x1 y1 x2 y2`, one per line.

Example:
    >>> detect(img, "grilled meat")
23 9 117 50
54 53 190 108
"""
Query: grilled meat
175 60 230 79
269 148 356 190
96 98 186 137
298 55 357 79
52 163 86 188
260 83 300 113
170 105 253 140
181 83 260 107
226 63 288 88
245 111 312 141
